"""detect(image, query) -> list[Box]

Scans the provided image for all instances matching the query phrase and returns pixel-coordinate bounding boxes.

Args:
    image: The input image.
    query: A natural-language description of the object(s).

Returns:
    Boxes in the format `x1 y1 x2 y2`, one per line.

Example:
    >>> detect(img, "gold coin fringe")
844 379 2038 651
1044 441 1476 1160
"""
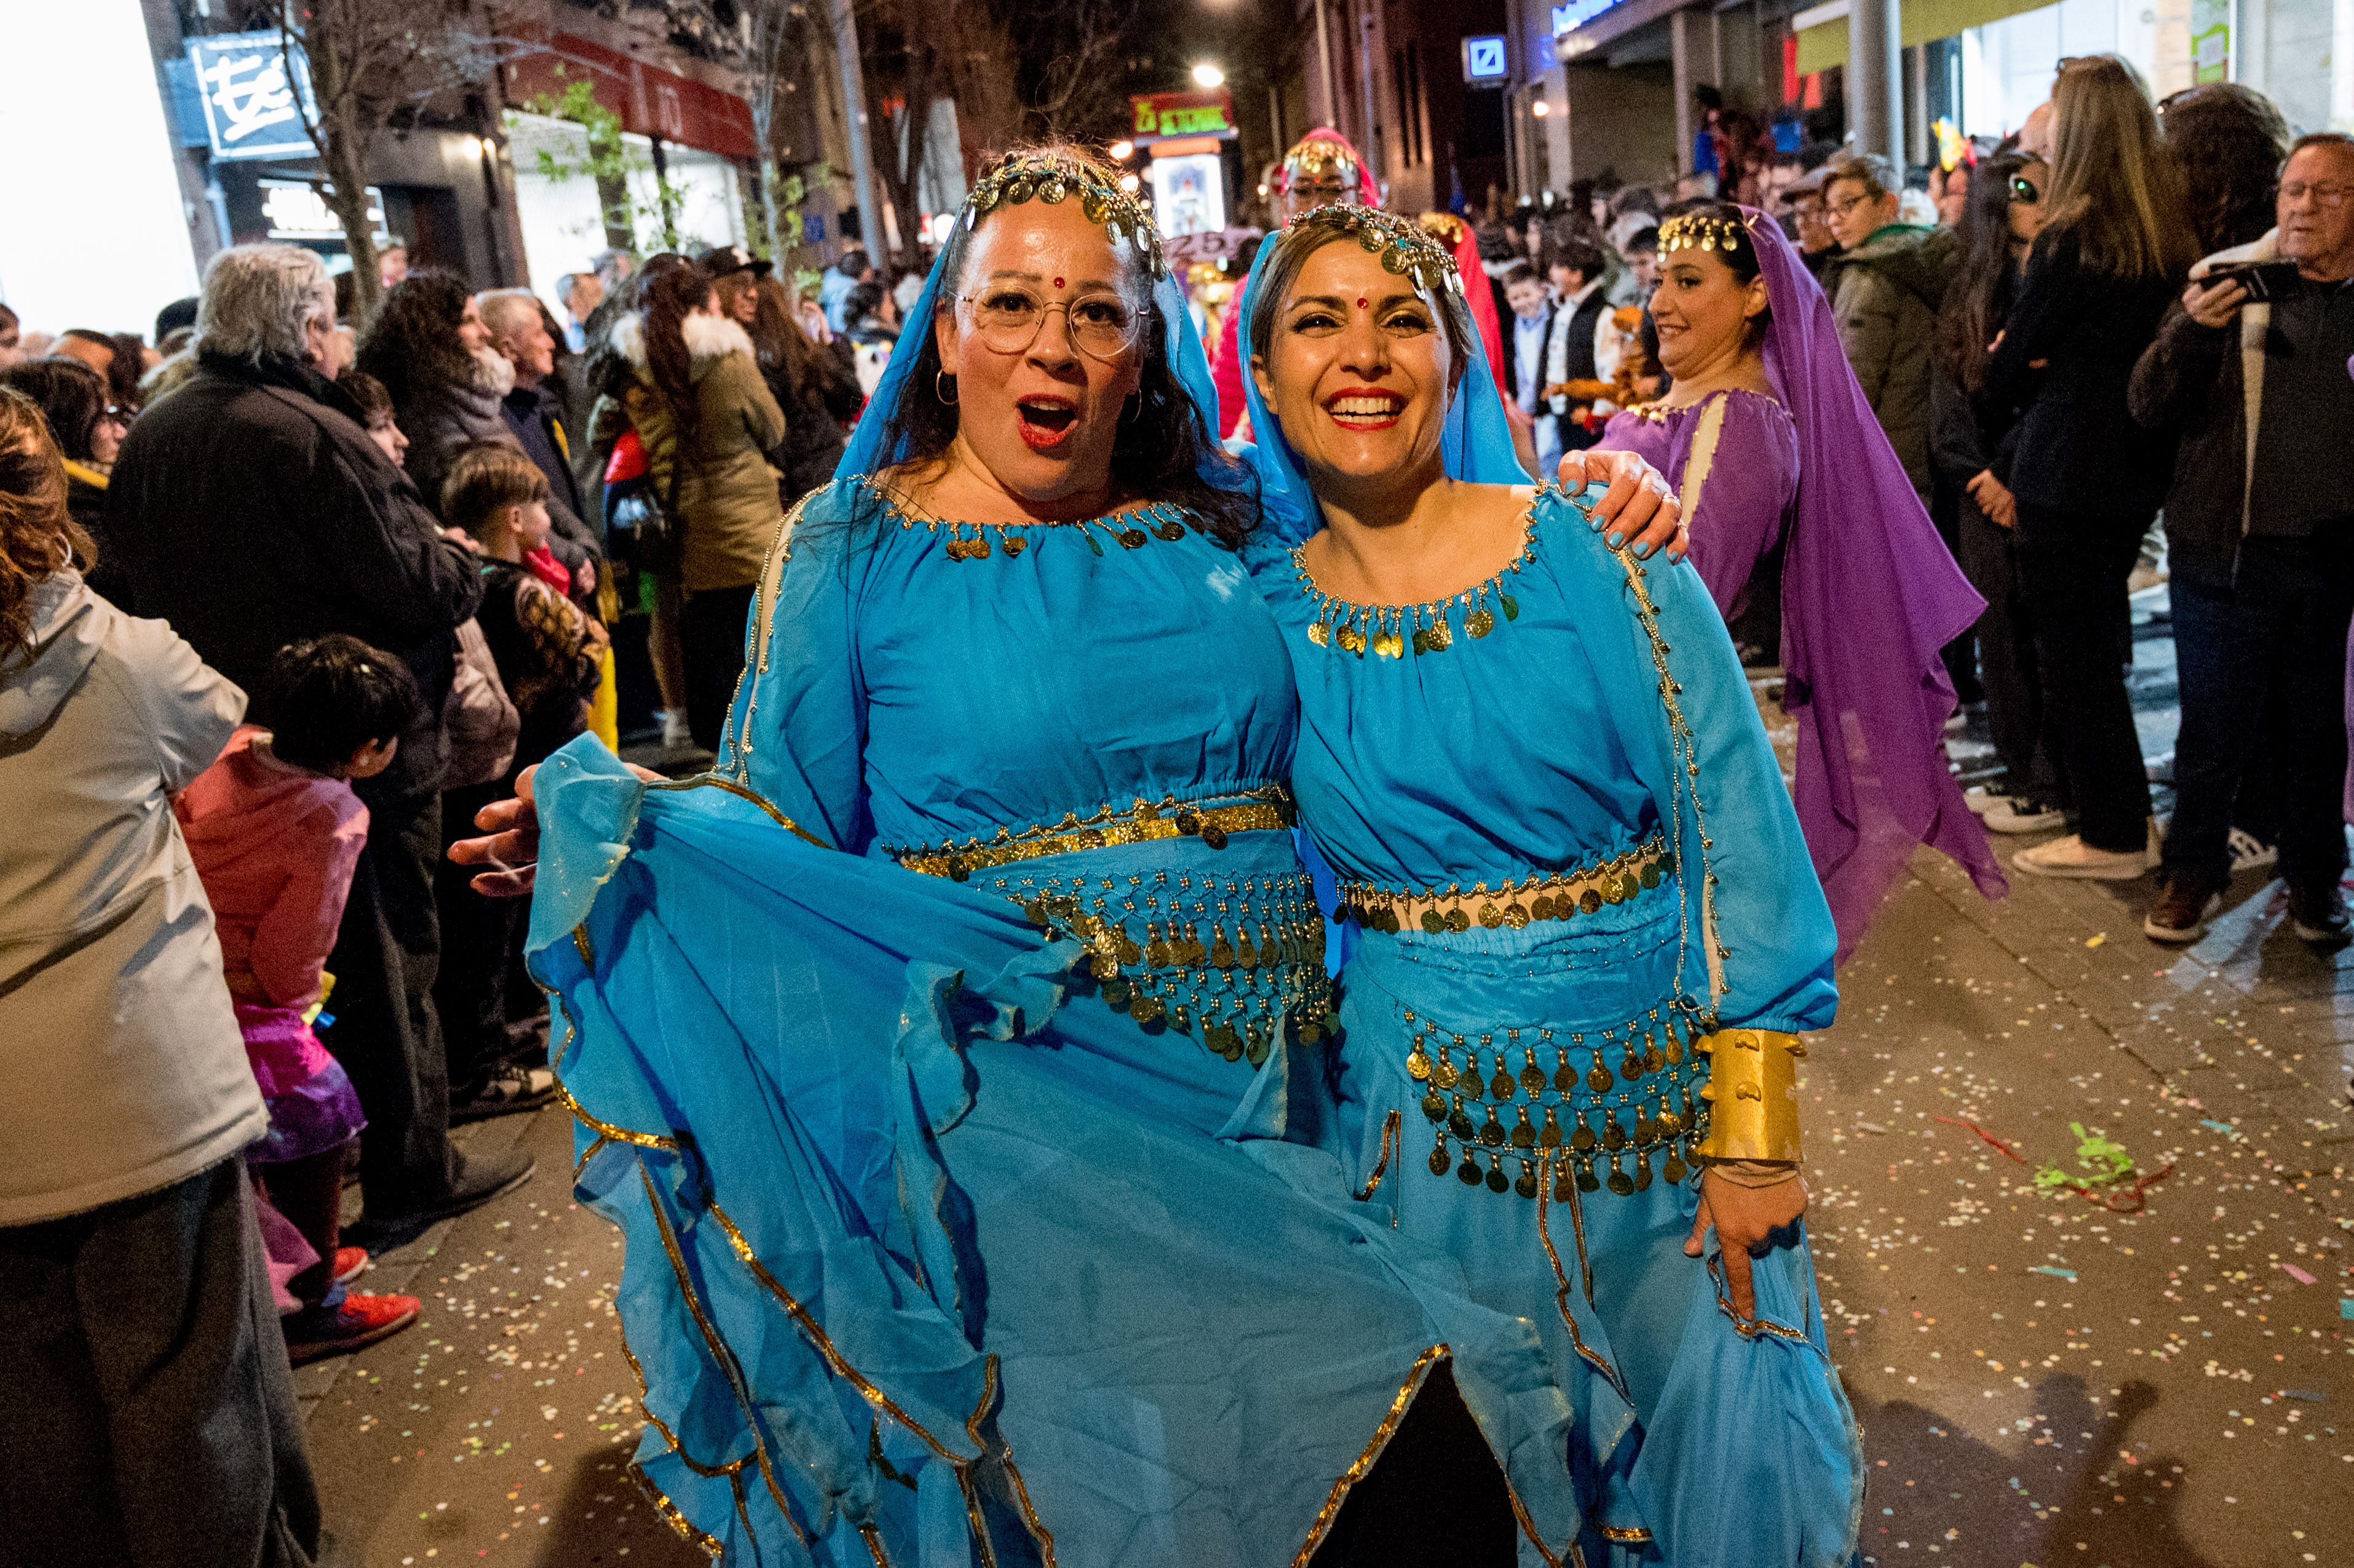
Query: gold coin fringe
890 785 1296 882
1294 513 1539 659
862 479 1199 561
1334 837 1669 935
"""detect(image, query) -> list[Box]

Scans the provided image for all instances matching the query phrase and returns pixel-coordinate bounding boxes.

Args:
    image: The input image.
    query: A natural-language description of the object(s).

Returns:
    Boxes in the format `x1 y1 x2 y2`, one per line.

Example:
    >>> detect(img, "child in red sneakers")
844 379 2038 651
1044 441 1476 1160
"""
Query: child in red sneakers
176 635 426 1361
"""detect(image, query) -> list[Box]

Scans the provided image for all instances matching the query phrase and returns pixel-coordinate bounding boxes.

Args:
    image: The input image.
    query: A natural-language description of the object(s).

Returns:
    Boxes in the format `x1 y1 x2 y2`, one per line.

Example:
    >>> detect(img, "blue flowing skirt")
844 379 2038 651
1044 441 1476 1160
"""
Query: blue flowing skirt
1314 880 1865 1568
525 739 1586 1567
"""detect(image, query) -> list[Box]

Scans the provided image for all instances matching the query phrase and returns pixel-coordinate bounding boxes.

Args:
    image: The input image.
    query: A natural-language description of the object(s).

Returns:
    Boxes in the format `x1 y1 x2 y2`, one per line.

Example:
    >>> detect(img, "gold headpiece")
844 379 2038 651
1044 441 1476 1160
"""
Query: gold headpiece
1282 133 1361 194
1656 213 1749 256
1416 212 1470 249
1286 204 1465 299
964 151 1167 279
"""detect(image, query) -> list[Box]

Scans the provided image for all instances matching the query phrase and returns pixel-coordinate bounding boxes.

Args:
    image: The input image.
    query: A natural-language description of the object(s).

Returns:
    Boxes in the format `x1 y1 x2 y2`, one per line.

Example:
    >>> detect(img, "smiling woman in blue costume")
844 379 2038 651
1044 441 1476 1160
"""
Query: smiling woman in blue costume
1233 205 1866 1567
443 146 1695 1568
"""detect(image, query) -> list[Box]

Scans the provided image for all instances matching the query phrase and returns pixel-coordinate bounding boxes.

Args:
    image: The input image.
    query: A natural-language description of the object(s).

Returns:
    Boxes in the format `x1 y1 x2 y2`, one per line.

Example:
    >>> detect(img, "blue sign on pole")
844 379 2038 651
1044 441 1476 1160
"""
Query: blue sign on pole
186 31 317 161
1462 35 1508 83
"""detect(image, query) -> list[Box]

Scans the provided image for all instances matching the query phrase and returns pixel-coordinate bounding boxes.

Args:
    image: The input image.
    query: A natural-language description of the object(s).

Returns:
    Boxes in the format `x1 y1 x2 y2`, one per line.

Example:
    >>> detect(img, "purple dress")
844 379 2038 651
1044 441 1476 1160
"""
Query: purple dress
1599 388 1798 626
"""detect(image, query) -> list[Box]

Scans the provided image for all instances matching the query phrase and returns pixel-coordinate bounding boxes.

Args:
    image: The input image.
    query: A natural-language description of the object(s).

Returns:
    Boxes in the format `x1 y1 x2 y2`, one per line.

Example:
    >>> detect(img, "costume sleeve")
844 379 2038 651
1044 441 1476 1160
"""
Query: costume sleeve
248 798 369 1008
1552 495 1837 1034
715 481 876 853
1676 393 1800 621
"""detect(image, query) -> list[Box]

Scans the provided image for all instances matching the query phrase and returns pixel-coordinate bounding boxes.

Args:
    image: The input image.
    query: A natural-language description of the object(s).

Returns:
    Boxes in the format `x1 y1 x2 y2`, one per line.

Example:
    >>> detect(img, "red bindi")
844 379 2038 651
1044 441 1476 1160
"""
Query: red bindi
1356 297 1368 309
1053 276 1065 290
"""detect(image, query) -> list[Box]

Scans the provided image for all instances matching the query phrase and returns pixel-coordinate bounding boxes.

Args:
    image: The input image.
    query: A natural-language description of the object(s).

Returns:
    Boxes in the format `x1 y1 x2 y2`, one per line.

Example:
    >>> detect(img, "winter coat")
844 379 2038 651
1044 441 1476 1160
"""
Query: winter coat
605 312 788 592
1825 223 1956 497
104 352 482 794
174 723 368 1012
757 356 851 505
1981 227 2178 520
0 572 264 1225
403 361 599 572
61 457 133 610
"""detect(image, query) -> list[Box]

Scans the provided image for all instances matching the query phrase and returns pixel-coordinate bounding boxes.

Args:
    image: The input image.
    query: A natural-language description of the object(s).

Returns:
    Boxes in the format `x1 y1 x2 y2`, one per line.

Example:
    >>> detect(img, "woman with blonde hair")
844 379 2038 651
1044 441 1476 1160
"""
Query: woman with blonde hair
1981 54 2190 881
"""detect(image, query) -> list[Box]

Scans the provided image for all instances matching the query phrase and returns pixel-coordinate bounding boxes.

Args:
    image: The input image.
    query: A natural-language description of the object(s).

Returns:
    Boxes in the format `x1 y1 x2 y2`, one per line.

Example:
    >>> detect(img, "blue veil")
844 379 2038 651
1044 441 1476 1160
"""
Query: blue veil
1232 218 1532 545
836 223 1225 483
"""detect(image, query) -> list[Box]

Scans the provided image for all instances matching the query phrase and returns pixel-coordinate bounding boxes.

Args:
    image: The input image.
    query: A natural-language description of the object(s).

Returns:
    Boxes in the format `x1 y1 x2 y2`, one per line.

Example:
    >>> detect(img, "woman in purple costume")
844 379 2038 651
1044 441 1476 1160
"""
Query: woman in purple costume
1594 204 2005 957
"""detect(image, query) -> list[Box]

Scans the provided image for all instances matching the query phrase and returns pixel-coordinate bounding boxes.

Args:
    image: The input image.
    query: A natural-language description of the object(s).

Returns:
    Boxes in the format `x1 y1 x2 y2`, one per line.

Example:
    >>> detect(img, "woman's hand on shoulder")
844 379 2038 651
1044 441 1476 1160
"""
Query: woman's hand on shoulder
446 758 660 897
1555 448 1686 561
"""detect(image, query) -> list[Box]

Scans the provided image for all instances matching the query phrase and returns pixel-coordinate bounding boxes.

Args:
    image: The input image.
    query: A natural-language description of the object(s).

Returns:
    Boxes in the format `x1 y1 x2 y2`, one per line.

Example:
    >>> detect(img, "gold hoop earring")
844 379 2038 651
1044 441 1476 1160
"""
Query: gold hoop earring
935 370 957 405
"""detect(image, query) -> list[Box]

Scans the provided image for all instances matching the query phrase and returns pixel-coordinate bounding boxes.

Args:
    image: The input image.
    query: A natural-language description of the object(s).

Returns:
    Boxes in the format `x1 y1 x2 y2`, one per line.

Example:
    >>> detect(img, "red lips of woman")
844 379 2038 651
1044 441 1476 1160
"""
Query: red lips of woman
1015 397 1080 450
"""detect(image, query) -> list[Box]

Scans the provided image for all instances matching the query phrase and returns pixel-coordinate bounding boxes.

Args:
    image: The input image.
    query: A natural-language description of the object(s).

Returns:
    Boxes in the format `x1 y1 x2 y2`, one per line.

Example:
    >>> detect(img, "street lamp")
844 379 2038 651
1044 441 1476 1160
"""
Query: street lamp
1531 98 1550 117
1192 62 1225 89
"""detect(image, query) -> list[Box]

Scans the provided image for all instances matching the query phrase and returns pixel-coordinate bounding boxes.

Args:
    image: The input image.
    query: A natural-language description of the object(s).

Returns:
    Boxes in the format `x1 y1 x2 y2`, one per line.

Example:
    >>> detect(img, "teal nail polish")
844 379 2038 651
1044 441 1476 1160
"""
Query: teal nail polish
1635 539 1656 559
1605 531 1625 548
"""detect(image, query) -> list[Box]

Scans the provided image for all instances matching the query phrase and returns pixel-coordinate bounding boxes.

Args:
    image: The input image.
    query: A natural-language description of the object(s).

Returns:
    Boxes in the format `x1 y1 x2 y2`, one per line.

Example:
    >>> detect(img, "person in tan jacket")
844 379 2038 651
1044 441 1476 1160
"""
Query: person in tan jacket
604 254 788 748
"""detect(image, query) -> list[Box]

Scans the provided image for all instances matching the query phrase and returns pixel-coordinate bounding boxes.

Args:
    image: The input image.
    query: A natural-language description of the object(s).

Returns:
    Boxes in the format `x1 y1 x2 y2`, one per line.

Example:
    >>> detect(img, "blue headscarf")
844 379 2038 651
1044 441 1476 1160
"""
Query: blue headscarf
836 208 1226 483
1234 212 1531 543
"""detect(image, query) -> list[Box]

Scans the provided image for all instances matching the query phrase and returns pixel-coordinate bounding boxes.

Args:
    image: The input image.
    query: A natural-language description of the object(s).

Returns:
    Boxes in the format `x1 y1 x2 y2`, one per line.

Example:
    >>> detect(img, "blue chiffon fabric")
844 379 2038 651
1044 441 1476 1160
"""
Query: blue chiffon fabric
525 235 1585 1565
1236 232 1866 1566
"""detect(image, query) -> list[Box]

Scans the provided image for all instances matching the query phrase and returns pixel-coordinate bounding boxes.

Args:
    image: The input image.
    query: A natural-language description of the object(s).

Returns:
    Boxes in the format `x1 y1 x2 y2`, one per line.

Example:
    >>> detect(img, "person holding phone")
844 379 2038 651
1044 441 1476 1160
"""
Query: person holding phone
2130 132 2354 943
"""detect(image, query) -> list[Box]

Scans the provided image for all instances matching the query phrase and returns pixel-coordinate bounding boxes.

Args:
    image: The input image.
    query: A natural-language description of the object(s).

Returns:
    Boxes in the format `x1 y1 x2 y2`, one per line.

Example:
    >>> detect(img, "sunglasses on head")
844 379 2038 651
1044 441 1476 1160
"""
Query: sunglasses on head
2008 175 2042 204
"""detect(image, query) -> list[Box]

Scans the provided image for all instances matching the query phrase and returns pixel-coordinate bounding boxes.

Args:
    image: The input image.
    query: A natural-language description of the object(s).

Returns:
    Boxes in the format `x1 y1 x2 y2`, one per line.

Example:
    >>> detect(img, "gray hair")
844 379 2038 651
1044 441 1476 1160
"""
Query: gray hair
474 288 543 345
192 244 336 363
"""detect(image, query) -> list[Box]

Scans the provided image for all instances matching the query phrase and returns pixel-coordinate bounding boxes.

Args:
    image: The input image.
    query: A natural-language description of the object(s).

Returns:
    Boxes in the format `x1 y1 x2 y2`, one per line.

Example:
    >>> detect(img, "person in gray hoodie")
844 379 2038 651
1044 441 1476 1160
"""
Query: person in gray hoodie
0 386 322 1567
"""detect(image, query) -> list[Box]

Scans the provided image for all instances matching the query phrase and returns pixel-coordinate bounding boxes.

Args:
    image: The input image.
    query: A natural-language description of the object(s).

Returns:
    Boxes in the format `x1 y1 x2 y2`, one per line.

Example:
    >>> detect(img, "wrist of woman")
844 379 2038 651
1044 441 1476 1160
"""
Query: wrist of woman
1693 1028 1805 1163
1701 1157 1802 1189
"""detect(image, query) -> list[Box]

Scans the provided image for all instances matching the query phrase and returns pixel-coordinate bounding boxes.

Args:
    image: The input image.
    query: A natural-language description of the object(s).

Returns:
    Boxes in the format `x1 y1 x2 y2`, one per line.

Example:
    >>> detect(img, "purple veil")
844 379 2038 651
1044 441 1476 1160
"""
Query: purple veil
1742 206 2005 955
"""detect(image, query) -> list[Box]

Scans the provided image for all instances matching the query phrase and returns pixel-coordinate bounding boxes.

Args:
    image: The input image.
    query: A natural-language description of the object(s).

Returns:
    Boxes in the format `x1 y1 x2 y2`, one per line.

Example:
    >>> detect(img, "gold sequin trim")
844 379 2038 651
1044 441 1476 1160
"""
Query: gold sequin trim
1289 1346 1451 1568
1535 1153 1633 1404
647 773 831 849
1336 837 1670 935
1598 1524 1655 1543
1354 1109 1401 1202
860 475 1202 559
892 786 1296 881
1706 1251 1812 1342
1293 485 1548 656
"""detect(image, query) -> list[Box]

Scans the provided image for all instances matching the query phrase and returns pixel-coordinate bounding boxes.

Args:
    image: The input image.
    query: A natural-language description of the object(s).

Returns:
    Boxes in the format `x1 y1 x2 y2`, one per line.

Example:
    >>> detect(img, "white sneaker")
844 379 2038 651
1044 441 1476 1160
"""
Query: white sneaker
660 708 691 749
2010 833 2155 881
1964 785 2003 815
1983 796 2066 834
2227 827 2278 874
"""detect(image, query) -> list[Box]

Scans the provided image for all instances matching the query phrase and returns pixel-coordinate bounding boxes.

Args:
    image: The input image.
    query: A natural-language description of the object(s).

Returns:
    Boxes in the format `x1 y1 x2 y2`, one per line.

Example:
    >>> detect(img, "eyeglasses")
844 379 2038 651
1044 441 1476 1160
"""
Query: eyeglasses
2008 175 2042 205
2280 181 2350 208
955 283 1146 362
1825 193 1874 219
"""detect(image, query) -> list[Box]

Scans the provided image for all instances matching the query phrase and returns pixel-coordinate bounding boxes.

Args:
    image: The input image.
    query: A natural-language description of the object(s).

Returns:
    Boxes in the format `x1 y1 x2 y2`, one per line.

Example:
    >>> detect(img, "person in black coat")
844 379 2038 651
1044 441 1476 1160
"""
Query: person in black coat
1978 58 2194 880
104 242 531 1232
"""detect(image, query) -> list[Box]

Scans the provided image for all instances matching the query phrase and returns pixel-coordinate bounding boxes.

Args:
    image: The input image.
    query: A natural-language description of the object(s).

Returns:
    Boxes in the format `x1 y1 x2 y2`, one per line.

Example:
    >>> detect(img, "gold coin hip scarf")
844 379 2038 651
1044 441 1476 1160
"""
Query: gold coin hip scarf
890 786 1296 882
962 860 1333 1068
1336 837 1670 935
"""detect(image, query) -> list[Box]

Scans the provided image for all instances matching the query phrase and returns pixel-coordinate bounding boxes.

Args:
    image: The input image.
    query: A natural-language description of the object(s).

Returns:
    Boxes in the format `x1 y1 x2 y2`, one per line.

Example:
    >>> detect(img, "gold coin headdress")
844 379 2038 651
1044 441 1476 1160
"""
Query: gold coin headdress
1656 213 1749 256
962 151 1168 279
1285 203 1466 302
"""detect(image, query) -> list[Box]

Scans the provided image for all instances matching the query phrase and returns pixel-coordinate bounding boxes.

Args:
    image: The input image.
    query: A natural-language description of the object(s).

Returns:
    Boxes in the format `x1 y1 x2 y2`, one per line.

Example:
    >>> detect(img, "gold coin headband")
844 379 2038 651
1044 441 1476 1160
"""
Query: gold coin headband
1657 213 1749 255
1286 203 1466 301
963 152 1168 279
1282 135 1361 192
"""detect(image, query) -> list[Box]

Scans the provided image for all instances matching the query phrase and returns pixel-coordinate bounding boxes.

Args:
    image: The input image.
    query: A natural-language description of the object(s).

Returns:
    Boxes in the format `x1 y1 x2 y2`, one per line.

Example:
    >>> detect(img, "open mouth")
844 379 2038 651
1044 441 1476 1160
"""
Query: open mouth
1326 390 1405 431
1015 397 1079 449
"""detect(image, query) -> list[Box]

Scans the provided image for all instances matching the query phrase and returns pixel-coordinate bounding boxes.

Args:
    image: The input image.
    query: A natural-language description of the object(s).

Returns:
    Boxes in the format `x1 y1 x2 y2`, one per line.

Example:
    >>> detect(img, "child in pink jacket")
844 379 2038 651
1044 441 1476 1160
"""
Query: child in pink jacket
176 635 424 1361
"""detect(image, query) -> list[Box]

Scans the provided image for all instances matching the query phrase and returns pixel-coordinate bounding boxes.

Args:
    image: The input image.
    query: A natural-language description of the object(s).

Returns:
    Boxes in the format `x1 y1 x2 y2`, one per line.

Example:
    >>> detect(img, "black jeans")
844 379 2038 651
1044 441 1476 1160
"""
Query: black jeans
325 779 459 1218
2163 537 2354 887
434 778 522 1098
680 582 758 751
2016 504 2154 851
1956 505 2054 801
0 1161 321 1568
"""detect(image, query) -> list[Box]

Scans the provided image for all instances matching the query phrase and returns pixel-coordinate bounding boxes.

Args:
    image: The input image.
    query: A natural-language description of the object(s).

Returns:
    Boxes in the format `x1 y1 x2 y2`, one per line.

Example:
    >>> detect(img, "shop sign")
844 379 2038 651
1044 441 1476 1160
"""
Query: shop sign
1551 0 1630 40
1130 91 1238 142
260 178 389 245
186 31 317 160
2190 0 2230 83
1462 36 1508 84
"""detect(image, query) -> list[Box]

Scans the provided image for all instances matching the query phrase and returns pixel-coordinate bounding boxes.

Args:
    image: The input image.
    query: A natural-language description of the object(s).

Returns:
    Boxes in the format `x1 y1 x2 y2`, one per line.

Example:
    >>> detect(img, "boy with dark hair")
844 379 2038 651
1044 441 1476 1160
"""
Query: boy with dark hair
176 634 427 1361
434 443 606 1121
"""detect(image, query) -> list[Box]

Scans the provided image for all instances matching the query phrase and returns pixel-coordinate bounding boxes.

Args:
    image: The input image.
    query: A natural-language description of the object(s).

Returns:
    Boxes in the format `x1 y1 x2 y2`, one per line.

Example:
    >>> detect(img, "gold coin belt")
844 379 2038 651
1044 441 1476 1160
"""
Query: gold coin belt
1408 1000 1716 1201
889 786 1296 882
988 866 1334 1067
1335 837 1670 935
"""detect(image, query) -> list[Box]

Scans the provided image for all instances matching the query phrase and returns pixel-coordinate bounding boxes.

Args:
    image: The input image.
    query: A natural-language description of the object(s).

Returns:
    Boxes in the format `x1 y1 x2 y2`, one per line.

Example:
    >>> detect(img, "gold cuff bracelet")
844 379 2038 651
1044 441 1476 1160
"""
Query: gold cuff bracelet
1694 1029 1805 1163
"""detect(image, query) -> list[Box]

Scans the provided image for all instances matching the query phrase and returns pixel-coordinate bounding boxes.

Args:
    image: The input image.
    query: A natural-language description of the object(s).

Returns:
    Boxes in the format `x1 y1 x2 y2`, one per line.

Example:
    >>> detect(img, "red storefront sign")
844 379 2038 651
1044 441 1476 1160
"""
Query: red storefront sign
1129 90 1238 142
504 31 757 161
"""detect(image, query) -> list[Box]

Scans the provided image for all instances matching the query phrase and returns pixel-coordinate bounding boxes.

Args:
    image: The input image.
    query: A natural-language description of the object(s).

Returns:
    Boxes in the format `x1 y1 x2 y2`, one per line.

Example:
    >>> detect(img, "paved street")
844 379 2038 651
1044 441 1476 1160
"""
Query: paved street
298 593 2351 1568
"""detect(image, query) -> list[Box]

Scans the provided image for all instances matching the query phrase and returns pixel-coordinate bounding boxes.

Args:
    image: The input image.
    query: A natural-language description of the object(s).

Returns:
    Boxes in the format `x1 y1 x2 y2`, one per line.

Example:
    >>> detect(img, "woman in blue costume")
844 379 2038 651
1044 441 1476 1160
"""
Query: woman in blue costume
1232 205 1865 1567
455 149 1679 1568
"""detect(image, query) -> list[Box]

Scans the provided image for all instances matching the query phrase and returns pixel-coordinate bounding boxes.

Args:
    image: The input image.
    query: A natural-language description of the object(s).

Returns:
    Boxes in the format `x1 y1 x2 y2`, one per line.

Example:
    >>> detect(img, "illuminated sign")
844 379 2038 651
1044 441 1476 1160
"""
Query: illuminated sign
1463 35 1507 82
259 178 389 245
1551 0 1629 38
186 31 317 160
1145 152 1227 237
1130 90 1238 142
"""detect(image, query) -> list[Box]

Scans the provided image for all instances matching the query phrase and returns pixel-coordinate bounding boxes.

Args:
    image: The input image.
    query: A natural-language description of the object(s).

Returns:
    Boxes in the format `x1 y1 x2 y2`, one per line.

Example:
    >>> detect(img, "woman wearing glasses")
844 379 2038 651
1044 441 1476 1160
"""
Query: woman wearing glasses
0 355 133 607
477 146 1683 1566
1932 152 2055 830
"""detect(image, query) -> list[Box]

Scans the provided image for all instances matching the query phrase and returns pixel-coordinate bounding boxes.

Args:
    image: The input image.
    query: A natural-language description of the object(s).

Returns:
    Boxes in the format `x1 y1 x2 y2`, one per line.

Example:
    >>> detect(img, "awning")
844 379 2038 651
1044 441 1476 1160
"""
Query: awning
1793 0 2055 77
